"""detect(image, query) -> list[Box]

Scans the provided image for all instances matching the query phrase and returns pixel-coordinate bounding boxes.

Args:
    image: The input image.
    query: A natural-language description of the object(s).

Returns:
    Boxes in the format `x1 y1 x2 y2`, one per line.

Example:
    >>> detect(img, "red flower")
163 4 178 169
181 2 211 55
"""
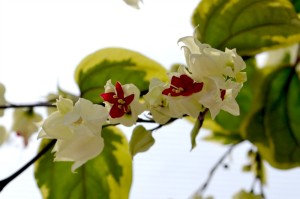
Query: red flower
100 82 134 118
162 74 203 97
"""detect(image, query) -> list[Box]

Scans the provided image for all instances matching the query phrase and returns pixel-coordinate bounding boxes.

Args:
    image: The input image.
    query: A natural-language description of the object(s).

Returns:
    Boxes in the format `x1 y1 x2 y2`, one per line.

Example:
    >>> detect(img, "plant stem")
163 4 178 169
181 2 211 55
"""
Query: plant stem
0 139 56 192
195 144 237 195
0 102 55 109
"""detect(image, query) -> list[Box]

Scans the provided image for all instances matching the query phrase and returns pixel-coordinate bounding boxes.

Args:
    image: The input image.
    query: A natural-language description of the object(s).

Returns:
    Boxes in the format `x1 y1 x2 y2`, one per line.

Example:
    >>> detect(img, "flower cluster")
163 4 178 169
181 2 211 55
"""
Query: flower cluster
39 97 108 171
145 36 246 122
39 35 246 171
12 109 42 146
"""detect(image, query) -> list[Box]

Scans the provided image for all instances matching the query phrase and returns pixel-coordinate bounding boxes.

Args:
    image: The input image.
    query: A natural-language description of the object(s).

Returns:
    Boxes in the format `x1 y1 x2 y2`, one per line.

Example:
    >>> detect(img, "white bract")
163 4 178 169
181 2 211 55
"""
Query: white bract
178 35 247 118
0 125 8 146
39 97 108 172
161 69 205 118
143 78 172 124
101 80 145 127
0 82 6 117
123 0 142 9
12 109 42 146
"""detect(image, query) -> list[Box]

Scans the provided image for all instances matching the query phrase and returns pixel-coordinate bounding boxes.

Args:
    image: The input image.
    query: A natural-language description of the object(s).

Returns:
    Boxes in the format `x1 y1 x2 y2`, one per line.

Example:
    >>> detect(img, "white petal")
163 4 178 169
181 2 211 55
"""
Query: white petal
42 112 73 139
53 134 104 172
56 96 73 115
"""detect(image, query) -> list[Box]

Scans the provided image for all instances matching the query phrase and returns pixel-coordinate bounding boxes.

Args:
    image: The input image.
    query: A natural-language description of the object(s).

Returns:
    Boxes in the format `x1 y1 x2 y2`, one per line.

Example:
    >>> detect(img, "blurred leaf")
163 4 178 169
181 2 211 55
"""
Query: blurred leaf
192 195 214 199
242 164 252 172
34 126 132 199
243 151 267 184
190 117 201 150
245 67 300 169
204 131 243 145
192 0 300 55
57 86 79 103
129 125 155 157
232 190 263 199
74 48 168 103
290 0 300 12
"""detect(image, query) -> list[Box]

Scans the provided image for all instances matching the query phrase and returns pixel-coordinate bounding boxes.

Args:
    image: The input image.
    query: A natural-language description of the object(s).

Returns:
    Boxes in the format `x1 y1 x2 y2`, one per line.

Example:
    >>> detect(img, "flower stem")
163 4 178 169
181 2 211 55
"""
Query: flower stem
0 139 56 192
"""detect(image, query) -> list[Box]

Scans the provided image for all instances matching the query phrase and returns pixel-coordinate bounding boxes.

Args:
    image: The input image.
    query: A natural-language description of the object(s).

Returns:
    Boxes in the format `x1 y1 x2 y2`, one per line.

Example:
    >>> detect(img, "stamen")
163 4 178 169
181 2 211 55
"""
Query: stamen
74 117 83 125
118 99 125 104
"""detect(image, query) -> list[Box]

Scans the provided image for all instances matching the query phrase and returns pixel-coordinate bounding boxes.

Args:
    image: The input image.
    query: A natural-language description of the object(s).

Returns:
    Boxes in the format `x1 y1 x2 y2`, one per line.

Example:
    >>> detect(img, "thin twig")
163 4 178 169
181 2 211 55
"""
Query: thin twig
196 144 237 195
0 139 56 192
0 102 55 109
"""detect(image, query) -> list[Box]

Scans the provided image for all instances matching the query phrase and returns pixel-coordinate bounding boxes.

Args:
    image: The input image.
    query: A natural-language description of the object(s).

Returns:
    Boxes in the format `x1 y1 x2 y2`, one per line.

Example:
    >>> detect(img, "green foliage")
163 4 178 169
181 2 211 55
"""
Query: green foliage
74 48 168 103
129 125 155 157
190 117 201 150
291 0 300 12
245 67 300 169
203 131 243 145
232 190 263 199
192 0 300 55
242 150 267 185
34 127 132 199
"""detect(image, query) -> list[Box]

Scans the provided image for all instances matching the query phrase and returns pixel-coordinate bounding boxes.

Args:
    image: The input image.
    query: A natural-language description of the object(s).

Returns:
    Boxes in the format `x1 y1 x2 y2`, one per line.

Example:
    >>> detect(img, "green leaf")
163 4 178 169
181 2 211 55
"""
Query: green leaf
190 118 201 150
34 126 132 199
74 48 168 103
290 0 300 12
245 67 300 169
192 0 300 55
129 125 155 157
232 190 263 199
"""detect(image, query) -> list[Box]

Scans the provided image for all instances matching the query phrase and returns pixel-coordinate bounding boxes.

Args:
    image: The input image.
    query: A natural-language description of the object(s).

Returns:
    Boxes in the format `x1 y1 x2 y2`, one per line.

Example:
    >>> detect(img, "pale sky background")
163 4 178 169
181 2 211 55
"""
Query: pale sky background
0 0 300 199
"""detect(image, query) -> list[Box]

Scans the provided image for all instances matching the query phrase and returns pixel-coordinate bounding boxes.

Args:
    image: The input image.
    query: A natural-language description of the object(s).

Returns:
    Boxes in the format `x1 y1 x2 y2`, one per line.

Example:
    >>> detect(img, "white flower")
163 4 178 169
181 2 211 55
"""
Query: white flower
178 35 246 118
52 133 104 172
12 108 42 146
0 82 6 117
123 0 142 9
0 125 8 146
143 78 172 124
101 80 145 127
198 78 241 118
39 97 108 172
161 68 205 118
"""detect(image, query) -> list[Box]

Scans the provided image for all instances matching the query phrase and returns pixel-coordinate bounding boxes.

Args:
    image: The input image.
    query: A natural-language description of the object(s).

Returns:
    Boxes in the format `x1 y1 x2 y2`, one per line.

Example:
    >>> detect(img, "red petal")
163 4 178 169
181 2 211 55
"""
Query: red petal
162 87 181 96
109 104 125 118
220 89 226 101
124 94 134 105
100 92 117 104
180 74 193 85
162 87 172 95
170 76 182 88
193 82 203 93
115 82 124 98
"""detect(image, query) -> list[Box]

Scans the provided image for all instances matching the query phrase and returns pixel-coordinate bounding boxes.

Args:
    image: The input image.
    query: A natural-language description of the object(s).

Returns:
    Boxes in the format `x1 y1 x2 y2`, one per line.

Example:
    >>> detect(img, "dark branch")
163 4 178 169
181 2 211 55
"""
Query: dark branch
196 144 237 195
0 139 56 192
0 102 55 109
